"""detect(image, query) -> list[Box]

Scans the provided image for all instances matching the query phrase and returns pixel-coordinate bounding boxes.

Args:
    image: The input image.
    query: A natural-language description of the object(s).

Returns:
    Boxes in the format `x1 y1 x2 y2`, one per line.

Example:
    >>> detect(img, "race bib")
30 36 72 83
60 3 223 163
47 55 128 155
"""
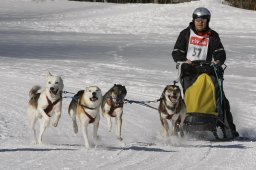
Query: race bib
186 29 209 61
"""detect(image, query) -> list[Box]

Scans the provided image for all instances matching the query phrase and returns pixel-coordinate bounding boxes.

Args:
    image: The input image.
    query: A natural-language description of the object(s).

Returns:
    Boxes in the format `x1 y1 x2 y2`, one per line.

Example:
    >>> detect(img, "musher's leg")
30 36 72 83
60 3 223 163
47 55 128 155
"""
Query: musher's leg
224 96 239 138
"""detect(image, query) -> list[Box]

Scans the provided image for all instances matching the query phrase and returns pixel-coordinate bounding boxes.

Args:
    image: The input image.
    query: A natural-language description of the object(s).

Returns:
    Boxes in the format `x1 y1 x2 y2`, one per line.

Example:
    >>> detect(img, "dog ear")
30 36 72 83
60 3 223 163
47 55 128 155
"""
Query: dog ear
123 86 127 94
47 72 53 77
59 77 64 89
161 86 168 98
97 86 101 92
161 91 165 98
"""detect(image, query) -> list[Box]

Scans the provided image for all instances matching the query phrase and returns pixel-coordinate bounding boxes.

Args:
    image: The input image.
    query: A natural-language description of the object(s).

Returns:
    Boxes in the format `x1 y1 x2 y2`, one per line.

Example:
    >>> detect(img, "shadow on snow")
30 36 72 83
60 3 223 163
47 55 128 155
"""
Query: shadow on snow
0 147 76 152
109 146 175 152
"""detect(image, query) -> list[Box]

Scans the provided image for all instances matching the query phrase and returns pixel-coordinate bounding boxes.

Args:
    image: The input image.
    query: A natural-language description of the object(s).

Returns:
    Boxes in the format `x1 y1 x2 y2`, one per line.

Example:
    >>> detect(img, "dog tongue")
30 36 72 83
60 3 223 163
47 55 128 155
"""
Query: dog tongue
50 89 58 98
50 92 55 98
169 95 177 102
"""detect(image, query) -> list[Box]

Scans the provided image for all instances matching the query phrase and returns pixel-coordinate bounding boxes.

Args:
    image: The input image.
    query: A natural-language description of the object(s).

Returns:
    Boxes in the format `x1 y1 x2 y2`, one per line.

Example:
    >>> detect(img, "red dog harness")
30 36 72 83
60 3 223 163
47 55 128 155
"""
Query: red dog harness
106 98 123 117
44 96 61 117
81 107 95 124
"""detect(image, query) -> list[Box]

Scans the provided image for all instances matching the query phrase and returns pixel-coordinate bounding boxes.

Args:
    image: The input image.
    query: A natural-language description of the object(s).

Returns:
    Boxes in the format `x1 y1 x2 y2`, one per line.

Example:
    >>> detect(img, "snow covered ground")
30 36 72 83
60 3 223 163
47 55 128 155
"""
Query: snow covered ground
1 0 256 169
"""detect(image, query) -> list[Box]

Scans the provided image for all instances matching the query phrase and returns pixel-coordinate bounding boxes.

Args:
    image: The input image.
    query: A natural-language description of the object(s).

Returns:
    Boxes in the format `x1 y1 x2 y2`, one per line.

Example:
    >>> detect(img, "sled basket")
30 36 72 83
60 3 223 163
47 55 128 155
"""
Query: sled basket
184 73 218 117
183 113 218 132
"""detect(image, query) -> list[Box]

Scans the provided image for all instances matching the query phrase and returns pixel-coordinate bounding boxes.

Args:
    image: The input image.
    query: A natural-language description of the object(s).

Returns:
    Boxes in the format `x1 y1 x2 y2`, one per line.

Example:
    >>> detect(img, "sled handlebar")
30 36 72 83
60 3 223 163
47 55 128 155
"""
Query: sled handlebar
176 60 227 71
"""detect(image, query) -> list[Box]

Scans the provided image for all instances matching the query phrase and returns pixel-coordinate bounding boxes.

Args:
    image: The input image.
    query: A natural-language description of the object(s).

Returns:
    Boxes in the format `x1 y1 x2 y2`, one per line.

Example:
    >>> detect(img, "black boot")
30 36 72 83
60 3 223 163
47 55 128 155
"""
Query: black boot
232 131 239 138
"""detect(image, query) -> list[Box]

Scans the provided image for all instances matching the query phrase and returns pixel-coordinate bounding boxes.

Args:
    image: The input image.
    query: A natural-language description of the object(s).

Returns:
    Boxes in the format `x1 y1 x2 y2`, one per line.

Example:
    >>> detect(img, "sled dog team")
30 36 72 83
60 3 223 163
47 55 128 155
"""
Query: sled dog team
27 73 185 149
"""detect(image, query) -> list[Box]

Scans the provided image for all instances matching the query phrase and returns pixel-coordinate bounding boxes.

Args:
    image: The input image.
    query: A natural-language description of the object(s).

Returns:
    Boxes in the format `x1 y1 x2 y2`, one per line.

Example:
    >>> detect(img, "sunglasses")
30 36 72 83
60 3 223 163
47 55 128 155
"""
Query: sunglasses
195 18 207 23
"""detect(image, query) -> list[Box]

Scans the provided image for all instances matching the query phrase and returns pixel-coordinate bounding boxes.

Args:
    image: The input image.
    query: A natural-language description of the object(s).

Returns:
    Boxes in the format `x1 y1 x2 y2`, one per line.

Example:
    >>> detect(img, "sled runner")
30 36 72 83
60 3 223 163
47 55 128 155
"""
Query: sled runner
178 61 229 139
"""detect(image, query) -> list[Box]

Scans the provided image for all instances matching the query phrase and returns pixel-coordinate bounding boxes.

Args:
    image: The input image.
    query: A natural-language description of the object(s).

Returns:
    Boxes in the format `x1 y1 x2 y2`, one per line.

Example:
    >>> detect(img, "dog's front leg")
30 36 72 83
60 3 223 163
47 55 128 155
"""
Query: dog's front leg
81 121 90 149
179 111 187 137
38 116 50 144
69 109 78 134
31 119 37 144
106 114 112 132
115 111 123 141
52 105 61 127
37 108 50 144
27 108 38 144
93 113 100 140
171 114 179 136
102 105 112 131
161 116 169 138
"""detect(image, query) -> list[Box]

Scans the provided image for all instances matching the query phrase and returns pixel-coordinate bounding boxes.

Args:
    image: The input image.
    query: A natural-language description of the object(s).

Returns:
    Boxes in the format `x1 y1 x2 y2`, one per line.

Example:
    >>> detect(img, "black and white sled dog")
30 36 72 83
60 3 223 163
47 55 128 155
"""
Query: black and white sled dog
27 72 64 144
158 85 186 138
101 84 127 141
68 86 102 149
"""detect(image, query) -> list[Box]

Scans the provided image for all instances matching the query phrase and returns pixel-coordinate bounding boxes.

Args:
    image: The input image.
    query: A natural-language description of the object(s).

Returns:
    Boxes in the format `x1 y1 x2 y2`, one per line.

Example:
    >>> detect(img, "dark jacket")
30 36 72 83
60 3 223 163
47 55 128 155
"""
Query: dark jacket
172 22 226 64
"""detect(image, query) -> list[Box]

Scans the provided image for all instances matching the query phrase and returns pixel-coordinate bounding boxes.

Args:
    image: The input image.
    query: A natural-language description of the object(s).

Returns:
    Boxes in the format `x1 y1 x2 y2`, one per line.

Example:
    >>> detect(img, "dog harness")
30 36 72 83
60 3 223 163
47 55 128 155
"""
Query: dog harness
76 98 96 124
106 98 123 117
80 106 95 124
162 99 182 120
44 96 62 117
72 92 96 123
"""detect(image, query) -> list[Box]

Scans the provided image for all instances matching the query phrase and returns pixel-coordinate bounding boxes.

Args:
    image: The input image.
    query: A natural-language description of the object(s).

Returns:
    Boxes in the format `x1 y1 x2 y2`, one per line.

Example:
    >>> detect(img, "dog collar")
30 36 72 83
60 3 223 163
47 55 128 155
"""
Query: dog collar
72 96 97 110
79 102 97 110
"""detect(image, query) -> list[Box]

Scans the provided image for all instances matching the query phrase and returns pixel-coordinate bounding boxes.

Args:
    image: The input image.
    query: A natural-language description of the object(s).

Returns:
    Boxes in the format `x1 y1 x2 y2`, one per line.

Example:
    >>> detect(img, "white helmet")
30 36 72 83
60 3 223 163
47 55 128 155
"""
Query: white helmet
192 7 211 21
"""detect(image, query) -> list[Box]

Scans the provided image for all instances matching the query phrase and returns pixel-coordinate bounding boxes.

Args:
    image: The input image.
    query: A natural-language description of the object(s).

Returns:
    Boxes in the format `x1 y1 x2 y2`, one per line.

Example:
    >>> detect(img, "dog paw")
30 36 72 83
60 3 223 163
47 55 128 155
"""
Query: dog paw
32 140 37 145
73 122 78 134
93 135 100 141
52 122 58 127
38 141 44 145
84 145 91 150
180 131 185 137
171 132 178 136
117 137 123 141
162 132 169 138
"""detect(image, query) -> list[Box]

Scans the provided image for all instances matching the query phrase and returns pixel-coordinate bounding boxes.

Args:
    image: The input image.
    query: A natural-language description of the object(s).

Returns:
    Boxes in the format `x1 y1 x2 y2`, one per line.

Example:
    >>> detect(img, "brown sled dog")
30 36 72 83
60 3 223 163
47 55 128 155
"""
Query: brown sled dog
158 85 186 138
101 84 127 141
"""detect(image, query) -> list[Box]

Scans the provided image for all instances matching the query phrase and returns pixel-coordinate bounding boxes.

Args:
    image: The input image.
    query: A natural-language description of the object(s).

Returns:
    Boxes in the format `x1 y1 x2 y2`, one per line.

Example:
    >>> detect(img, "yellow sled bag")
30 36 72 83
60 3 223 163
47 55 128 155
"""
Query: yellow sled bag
184 73 218 116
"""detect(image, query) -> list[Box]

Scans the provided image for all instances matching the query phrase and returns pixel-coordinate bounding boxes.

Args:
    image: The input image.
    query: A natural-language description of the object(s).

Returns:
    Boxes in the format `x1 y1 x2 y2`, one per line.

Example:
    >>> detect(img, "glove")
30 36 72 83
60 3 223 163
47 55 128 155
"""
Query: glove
212 60 220 65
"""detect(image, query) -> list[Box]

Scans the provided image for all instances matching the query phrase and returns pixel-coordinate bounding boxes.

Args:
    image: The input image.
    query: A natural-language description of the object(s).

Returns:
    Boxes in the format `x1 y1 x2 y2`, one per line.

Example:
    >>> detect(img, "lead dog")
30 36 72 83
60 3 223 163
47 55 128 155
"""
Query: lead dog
27 72 64 144
68 86 102 149
101 84 127 141
158 85 186 138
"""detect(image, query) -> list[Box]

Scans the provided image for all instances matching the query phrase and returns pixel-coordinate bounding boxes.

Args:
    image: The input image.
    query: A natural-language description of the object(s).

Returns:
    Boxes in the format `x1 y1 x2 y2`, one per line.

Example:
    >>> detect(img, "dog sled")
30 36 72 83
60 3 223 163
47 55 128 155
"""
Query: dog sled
177 61 230 140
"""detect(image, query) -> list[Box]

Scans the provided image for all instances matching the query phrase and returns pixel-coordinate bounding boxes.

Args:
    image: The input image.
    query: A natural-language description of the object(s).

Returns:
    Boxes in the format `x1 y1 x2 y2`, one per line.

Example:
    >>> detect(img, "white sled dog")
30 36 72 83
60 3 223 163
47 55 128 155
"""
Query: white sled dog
158 84 186 138
101 84 127 141
27 72 64 144
68 86 102 149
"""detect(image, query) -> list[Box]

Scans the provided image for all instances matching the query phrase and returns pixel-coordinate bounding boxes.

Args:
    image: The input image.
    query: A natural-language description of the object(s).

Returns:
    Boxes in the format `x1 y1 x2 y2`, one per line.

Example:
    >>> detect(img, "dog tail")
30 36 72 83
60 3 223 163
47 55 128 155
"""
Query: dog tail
29 85 41 98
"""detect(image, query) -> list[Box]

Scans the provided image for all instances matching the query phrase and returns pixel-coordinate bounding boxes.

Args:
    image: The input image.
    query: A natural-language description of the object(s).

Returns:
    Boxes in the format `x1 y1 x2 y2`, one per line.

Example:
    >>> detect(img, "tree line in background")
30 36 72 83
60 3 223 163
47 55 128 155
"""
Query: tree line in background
69 0 256 10
69 0 191 4
224 0 256 10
